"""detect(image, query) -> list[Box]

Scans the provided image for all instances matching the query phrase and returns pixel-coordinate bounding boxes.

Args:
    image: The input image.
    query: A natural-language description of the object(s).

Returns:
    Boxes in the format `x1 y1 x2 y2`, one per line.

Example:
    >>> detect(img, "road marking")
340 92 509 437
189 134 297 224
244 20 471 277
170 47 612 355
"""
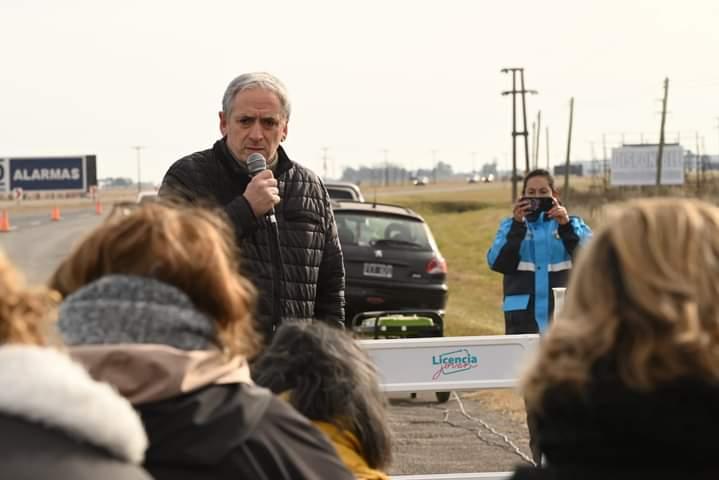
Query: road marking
30 221 42 226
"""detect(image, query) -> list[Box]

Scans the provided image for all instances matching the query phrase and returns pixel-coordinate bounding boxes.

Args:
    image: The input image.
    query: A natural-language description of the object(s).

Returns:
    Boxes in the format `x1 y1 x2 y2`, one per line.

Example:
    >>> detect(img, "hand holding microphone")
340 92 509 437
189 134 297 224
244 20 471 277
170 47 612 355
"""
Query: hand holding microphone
245 153 280 221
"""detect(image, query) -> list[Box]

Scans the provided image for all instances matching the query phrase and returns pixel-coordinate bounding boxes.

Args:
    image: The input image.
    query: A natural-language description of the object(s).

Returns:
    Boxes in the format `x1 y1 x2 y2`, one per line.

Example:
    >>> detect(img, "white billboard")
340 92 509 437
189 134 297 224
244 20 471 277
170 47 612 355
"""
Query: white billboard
611 145 684 186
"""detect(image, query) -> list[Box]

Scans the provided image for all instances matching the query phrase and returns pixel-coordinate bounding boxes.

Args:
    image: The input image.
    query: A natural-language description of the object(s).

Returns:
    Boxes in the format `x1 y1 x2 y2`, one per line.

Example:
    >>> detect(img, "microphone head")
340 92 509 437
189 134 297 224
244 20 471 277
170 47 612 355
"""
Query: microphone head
247 152 267 176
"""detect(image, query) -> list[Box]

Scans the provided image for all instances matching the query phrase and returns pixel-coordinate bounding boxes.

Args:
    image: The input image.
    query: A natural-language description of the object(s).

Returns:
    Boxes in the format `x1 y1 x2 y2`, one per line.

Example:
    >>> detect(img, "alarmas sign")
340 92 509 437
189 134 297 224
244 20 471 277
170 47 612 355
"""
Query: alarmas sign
0 156 97 193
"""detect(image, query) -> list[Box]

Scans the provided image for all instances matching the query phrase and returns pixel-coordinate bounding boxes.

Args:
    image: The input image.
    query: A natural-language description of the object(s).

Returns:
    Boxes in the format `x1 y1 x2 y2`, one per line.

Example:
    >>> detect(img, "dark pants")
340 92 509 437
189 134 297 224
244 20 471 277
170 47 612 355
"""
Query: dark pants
506 313 541 464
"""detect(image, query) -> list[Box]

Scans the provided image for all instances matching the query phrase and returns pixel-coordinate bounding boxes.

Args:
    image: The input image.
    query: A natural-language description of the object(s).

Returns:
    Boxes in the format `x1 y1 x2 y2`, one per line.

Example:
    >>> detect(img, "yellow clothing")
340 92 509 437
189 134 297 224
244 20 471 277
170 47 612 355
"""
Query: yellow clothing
313 420 390 480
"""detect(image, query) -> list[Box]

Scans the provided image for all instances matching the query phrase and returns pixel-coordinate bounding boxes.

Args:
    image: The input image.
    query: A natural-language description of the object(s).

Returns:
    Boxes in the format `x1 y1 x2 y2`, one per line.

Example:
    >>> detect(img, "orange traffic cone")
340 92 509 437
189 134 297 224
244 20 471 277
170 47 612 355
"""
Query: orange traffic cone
0 210 11 232
95 201 103 215
51 207 61 221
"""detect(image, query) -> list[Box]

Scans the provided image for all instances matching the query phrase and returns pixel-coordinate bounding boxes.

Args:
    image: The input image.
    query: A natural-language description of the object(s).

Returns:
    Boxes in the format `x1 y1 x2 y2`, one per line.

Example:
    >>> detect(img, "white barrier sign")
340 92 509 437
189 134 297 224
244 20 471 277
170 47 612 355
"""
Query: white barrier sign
359 335 539 392
611 145 684 186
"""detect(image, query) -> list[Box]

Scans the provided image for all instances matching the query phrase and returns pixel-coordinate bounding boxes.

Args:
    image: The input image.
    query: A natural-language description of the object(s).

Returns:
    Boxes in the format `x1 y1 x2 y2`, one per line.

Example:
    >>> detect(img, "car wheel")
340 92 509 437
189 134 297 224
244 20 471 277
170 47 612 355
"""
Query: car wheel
435 391 451 403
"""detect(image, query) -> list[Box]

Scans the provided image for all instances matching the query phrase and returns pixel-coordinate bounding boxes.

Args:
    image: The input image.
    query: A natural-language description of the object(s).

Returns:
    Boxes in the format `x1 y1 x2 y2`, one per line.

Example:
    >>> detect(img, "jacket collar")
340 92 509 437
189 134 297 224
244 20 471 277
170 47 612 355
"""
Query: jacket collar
214 138 293 178
0 345 148 464
70 344 253 405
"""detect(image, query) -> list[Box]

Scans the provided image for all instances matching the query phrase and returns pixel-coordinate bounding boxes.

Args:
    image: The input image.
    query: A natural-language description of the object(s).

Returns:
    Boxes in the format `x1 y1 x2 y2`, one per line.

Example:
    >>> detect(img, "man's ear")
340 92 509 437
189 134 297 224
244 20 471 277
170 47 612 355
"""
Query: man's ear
219 111 228 136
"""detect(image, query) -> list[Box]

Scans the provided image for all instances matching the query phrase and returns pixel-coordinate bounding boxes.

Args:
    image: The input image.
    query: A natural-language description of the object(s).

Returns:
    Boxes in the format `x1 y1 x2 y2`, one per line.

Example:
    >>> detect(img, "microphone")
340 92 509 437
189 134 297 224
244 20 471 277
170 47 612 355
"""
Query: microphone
246 152 277 224
247 153 284 330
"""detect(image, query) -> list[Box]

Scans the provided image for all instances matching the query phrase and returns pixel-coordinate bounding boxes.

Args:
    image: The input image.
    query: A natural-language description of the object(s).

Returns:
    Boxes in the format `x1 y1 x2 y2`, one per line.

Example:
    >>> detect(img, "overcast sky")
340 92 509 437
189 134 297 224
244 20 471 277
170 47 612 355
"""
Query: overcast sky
2 0 718 184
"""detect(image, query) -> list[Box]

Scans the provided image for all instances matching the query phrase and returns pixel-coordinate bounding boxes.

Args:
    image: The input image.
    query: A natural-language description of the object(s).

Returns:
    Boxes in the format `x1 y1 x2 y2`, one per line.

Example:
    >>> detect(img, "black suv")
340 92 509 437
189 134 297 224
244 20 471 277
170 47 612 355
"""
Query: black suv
332 200 448 327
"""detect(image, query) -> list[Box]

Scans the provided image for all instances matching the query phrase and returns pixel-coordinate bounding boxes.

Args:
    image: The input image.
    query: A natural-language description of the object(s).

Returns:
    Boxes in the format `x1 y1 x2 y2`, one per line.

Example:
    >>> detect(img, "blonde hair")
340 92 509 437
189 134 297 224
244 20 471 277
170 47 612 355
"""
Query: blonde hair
48 202 260 358
523 198 719 409
0 250 58 346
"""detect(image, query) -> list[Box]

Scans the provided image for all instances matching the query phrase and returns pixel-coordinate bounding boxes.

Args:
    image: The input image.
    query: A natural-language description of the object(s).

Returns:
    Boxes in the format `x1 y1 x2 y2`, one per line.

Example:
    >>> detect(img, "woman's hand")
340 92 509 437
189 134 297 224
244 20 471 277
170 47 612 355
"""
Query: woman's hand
513 198 531 223
547 198 569 225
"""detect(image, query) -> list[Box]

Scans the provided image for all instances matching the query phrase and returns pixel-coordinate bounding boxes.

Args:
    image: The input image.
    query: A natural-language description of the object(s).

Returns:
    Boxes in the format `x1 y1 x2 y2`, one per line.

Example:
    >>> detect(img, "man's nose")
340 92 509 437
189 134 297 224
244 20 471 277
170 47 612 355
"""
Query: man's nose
249 120 264 140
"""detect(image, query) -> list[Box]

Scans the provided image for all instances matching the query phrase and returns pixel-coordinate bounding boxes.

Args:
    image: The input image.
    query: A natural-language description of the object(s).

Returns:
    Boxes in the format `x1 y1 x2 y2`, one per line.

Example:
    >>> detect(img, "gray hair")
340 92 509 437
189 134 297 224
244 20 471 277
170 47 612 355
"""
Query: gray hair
252 321 393 469
221 72 291 119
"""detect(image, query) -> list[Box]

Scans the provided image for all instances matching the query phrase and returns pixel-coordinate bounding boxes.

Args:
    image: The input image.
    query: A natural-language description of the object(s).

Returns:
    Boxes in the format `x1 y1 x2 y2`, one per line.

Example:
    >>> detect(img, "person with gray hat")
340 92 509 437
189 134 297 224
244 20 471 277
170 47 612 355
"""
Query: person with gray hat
49 202 354 480
159 72 345 341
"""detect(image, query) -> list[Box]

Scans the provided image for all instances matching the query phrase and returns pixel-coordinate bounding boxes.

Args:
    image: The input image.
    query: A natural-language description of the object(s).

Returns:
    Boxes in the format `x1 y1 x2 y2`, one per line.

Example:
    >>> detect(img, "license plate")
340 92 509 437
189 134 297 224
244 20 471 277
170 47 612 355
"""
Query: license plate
363 262 393 278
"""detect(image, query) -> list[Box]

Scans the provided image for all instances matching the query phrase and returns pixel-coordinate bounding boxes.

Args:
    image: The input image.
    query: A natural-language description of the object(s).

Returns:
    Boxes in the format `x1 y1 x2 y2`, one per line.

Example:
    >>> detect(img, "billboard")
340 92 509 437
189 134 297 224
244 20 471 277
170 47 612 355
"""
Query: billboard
611 145 684 186
0 156 97 192
0 158 7 193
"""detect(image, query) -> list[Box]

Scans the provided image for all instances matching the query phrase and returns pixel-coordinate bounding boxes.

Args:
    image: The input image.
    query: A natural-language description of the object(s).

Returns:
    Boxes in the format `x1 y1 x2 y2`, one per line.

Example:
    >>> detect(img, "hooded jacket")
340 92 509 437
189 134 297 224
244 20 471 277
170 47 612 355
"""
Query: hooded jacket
58 274 354 480
0 345 150 480
487 214 591 334
159 140 345 339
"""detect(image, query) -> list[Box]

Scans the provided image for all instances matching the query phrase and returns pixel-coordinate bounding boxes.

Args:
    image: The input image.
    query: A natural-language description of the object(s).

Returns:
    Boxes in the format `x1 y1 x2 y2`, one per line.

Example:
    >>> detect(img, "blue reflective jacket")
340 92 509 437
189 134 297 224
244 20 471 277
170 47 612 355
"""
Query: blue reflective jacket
487 214 591 333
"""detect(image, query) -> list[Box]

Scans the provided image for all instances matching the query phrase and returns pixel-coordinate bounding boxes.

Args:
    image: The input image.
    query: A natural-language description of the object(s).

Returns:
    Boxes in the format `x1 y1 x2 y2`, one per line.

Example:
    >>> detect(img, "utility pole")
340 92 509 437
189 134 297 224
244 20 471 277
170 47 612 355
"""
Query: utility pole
534 110 542 170
656 77 669 187
587 141 596 179
321 146 328 179
501 67 538 201
431 149 438 184
545 127 550 170
382 149 389 186
520 70 534 174
531 121 536 170
602 133 609 188
564 98 574 201
132 145 145 193
471 151 477 173
696 132 701 192
702 136 707 186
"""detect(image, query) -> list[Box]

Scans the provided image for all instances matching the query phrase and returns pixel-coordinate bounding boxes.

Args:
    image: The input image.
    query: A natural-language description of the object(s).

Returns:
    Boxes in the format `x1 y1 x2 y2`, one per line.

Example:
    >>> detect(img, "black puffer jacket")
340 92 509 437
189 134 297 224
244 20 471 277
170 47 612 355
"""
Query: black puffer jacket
160 140 345 338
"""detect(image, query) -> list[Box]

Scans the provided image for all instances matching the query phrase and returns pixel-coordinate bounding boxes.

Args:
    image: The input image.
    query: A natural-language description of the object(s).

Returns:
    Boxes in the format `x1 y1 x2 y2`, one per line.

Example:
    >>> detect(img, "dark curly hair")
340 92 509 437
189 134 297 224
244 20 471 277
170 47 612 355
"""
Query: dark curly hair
252 321 392 469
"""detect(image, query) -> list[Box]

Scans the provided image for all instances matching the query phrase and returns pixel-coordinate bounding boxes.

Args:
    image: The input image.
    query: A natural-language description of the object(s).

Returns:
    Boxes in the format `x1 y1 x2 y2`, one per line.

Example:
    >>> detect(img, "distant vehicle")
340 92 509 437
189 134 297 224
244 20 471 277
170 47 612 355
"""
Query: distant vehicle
324 181 365 202
467 173 480 183
332 200 448 327
136 191 159 204
482 173 495 183
413 176 429 186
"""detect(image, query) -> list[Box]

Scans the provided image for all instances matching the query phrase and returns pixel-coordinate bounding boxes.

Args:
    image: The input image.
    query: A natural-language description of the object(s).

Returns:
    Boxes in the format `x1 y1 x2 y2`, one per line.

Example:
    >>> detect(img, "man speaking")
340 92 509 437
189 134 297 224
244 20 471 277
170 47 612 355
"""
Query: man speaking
159 72 345 341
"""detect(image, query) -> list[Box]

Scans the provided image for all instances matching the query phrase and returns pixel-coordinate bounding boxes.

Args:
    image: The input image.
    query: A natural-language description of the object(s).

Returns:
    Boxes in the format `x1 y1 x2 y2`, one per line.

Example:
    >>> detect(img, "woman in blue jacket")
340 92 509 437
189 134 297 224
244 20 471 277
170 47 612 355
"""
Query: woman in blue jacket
488 169 591 464
487 169 592 335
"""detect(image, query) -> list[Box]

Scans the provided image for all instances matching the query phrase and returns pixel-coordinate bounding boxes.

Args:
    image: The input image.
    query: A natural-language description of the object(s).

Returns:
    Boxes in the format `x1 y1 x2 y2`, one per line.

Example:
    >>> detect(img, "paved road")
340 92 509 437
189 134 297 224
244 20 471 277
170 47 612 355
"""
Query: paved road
0 206 530 476
0 210 107 284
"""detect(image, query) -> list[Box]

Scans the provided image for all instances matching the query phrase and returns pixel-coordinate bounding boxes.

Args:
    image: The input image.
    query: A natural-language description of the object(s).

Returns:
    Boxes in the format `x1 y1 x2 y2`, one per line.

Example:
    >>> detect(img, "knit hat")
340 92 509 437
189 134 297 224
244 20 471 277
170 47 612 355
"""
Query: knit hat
58 274 217 351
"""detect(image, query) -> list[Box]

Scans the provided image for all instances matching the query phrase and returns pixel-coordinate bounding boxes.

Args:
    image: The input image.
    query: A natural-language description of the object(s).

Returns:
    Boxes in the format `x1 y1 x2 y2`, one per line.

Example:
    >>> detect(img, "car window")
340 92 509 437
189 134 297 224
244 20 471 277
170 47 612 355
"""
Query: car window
327 188 357 200
335 212 432 249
